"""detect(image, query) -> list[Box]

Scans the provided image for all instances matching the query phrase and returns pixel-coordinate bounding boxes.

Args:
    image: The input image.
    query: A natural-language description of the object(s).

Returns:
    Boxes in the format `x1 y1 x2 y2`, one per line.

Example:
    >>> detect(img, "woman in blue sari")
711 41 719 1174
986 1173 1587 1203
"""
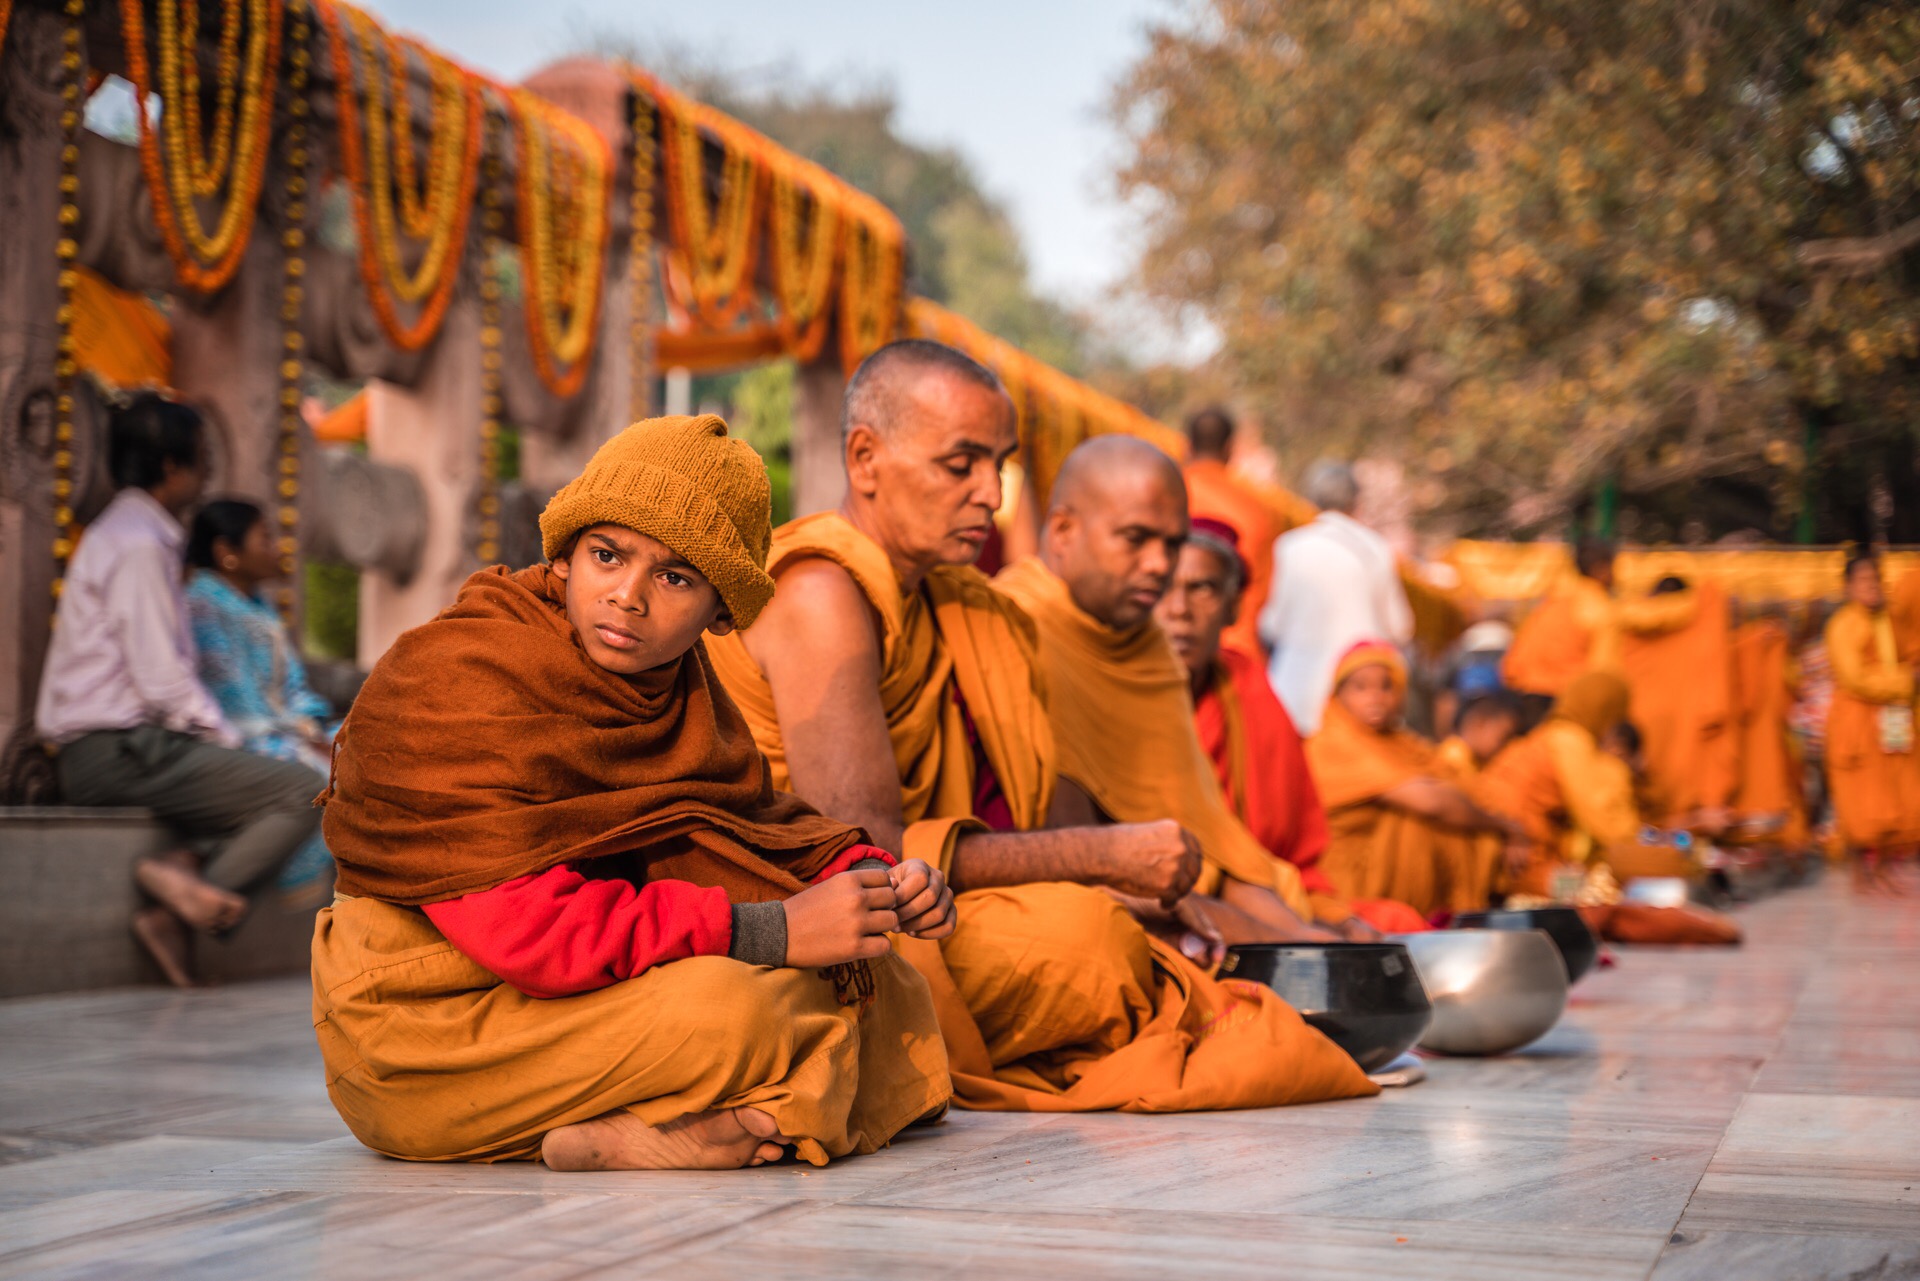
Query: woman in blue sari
185 500 337 893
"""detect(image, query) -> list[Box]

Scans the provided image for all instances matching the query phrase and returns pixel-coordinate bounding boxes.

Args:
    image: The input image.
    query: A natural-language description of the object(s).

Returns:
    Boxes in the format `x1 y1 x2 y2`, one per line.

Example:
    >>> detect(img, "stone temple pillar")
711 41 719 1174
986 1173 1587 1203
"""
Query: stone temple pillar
0 10 79 764
791 357 847 516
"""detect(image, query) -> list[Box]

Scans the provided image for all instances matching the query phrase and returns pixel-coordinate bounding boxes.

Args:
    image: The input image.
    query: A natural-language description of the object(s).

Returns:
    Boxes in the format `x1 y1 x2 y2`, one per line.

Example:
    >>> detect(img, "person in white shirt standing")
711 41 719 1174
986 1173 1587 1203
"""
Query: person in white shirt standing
37 394 325 986
1259 461 1414 735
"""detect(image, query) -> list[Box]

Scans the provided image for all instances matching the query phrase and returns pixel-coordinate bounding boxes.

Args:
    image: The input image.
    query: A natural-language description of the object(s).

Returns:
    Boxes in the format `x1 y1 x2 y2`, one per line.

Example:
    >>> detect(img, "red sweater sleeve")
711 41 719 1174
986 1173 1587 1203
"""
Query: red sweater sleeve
423 864 733 1000
812 843 896 882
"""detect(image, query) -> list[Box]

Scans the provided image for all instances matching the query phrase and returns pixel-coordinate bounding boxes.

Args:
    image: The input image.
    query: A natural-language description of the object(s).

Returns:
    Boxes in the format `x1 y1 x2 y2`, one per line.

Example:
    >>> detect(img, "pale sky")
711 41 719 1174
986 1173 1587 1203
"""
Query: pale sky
367 0 1178 305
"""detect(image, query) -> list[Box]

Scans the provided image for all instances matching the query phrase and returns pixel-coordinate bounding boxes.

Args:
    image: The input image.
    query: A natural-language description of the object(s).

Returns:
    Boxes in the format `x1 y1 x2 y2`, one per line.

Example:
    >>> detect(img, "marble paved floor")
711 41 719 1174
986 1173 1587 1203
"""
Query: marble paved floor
1 877 1916 1280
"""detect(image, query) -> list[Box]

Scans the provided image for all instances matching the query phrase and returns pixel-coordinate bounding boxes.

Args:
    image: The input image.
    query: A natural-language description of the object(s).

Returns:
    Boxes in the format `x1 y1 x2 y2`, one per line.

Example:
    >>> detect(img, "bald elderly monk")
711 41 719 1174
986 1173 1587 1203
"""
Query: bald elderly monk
710 341 1373 1113
313 416 952 1169
1157 519 1427 933
994 435 1344 943
1181 407 1277 658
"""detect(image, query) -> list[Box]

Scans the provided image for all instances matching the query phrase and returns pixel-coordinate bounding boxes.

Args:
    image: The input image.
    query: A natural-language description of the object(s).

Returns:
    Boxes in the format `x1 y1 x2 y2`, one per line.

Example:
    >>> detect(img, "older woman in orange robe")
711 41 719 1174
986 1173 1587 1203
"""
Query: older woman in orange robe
1304 641 1521 916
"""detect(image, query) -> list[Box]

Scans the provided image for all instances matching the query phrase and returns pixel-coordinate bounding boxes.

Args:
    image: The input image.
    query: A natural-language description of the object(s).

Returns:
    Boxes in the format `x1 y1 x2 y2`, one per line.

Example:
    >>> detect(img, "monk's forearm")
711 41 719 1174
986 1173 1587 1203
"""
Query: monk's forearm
947 827 1120 893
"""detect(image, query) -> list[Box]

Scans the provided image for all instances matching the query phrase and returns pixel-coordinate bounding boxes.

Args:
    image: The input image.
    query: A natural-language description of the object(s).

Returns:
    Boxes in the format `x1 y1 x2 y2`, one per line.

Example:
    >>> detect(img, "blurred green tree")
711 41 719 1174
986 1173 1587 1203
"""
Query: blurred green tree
1114 0 1920 541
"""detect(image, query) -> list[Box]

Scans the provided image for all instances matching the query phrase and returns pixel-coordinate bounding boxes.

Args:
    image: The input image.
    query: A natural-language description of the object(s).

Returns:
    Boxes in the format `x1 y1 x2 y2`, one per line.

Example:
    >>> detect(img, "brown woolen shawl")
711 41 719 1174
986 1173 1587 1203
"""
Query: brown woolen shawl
322 564 866 906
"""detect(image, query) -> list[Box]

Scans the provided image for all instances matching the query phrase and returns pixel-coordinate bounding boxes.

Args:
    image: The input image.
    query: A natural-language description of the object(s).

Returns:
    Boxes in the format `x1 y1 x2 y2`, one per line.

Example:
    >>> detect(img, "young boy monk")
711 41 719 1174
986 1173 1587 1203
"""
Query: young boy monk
313 416 954 1170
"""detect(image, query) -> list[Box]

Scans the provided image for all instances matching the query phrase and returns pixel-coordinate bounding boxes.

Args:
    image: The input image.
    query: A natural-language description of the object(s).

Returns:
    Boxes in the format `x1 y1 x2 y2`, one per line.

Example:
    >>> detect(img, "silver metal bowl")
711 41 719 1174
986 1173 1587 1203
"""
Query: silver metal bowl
1390 928 1569 1056
1623 876 1690 908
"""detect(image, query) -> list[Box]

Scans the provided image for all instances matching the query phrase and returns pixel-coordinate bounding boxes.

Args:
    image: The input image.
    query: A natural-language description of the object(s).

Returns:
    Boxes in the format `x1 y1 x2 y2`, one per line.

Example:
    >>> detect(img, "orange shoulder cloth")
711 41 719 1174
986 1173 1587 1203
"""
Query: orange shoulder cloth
709 512 1055 830
322 564 863 905
994 557 1301 901
1305 699 1437 813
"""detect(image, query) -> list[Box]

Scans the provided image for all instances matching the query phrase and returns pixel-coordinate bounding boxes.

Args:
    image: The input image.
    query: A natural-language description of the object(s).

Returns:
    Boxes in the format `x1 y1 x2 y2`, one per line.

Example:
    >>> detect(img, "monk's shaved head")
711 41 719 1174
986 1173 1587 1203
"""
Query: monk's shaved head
1048 434 1187 518
843 340 1007 439
839 339 1019 584
1041 435 1189 631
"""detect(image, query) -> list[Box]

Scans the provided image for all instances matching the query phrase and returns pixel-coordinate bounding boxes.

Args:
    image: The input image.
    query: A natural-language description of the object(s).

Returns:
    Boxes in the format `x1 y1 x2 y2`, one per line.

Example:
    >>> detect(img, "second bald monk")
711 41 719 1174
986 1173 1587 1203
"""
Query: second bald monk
711 340 1374 1113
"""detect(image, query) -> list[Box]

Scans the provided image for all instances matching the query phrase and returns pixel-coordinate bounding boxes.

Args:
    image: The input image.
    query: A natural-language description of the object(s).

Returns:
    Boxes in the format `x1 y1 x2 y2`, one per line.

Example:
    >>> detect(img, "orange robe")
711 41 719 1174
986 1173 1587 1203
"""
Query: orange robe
1823 602 1920 849
1729 619 1808 847
1184 460 1278 657
1194 646 1428 931
1431 737 1506 911
1303 699 1481 918
1893 569 1920 665
1620 584 1738 824
994 556 1317 915
1503 572 1697 698
711 516 1375 1112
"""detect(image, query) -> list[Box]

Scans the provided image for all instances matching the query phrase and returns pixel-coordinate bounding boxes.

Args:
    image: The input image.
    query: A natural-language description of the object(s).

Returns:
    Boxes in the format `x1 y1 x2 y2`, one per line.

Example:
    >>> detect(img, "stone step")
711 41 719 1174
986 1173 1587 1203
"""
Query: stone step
0 806 322 998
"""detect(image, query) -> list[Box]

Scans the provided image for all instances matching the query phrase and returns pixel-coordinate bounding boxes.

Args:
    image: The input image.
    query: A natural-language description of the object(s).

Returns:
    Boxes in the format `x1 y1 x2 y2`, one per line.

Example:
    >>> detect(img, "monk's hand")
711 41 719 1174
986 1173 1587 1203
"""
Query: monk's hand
889 858 957 940
782 868 898 968
1101 820 1206 907
1337 916 1383 943
1169 895 1227 967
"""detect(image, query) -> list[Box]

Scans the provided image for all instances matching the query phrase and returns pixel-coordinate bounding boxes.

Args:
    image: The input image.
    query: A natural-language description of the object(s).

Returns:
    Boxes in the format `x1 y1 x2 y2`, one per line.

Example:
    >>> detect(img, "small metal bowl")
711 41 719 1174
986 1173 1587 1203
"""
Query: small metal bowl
1453 906 1600 983
1391 928 1569 1056
1222 942 1433 1072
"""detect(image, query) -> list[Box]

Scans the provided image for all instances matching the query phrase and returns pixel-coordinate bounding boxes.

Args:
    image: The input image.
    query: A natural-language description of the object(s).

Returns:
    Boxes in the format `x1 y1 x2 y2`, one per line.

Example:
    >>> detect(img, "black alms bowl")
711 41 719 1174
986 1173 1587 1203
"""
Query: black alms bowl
1221 942 1433 1071
1453 907 1599 983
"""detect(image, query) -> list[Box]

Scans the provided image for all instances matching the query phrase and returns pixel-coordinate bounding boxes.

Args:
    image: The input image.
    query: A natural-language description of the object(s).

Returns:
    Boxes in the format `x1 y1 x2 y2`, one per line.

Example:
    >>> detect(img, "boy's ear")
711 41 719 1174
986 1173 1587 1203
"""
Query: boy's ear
707 609 736 638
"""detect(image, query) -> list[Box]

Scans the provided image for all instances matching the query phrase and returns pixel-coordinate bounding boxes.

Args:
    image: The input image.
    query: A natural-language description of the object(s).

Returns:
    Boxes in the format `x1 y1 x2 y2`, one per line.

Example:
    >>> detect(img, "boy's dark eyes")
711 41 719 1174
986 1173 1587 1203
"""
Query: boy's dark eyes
593 548 617 564
662 571 689 587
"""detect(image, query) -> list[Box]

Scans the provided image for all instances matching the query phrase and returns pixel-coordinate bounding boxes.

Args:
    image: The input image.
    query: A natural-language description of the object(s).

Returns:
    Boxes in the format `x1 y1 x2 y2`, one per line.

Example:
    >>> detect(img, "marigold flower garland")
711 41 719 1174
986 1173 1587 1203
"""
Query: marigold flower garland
120 0 280 292
273 0 313 617
627 76 658 422
767 153 840 364
658 88 761 326
51 0 86 602
476 117 505 563
509 87 610 399
318 0 480 352
838 189 905 371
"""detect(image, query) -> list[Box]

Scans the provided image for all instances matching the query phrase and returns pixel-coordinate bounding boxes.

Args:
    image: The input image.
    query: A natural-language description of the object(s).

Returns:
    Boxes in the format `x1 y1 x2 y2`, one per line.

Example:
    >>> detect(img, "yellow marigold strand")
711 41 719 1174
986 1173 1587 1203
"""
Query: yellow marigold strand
477 116 505 563
628 76 658 422
175 0 243 196
659 91 760 324
121 0 279 291
768 155 841 363
51 0 85 604
274 0 312 619
510 88 609 398
316 0 479 351
838 193 904 371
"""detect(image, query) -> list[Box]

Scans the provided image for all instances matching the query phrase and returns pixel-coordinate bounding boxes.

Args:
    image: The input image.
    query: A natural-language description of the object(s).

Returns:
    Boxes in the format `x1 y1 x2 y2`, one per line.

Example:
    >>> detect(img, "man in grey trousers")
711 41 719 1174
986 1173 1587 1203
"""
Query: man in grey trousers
36 394 323 986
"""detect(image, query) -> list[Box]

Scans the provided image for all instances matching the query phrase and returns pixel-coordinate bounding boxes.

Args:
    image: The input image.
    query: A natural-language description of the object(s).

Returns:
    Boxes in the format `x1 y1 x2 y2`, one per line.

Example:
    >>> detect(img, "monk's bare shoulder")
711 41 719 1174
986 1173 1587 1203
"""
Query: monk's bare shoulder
744 555 882 671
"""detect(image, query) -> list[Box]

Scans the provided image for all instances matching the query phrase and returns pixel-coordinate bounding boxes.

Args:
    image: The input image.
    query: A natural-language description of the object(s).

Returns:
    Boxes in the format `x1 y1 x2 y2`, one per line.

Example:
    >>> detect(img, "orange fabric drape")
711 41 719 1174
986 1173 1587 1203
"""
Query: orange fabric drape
1729 619 1808 846
1620 583 1738 823
70 265 172 390
315 393 368 443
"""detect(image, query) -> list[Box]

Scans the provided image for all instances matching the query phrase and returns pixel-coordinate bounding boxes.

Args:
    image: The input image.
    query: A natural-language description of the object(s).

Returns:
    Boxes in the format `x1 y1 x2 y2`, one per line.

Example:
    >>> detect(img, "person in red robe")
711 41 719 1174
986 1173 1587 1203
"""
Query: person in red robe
1157 518 1429 934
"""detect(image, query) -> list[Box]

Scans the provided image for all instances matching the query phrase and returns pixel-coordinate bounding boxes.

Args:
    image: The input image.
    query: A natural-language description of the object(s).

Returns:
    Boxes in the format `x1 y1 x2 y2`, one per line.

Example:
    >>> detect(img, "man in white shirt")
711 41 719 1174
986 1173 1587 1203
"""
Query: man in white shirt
38 394 324 985
1259 461 1414 735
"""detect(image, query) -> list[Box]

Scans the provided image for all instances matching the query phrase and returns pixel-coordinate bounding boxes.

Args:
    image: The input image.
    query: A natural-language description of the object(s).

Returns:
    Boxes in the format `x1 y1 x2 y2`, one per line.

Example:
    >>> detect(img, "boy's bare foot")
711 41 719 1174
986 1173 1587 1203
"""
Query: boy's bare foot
541 1106 787 1171
135 858 247 933
131 906 198 988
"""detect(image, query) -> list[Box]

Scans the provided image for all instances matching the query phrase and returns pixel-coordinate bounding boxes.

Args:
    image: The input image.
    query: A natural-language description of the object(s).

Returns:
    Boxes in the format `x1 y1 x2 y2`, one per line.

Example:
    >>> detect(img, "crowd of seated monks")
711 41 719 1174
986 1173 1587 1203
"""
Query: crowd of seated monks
310 338 1912 1171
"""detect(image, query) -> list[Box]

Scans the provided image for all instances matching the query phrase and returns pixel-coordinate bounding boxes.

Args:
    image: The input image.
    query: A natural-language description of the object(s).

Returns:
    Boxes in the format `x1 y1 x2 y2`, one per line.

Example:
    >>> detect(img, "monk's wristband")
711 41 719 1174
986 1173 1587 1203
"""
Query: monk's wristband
728 901 788 968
